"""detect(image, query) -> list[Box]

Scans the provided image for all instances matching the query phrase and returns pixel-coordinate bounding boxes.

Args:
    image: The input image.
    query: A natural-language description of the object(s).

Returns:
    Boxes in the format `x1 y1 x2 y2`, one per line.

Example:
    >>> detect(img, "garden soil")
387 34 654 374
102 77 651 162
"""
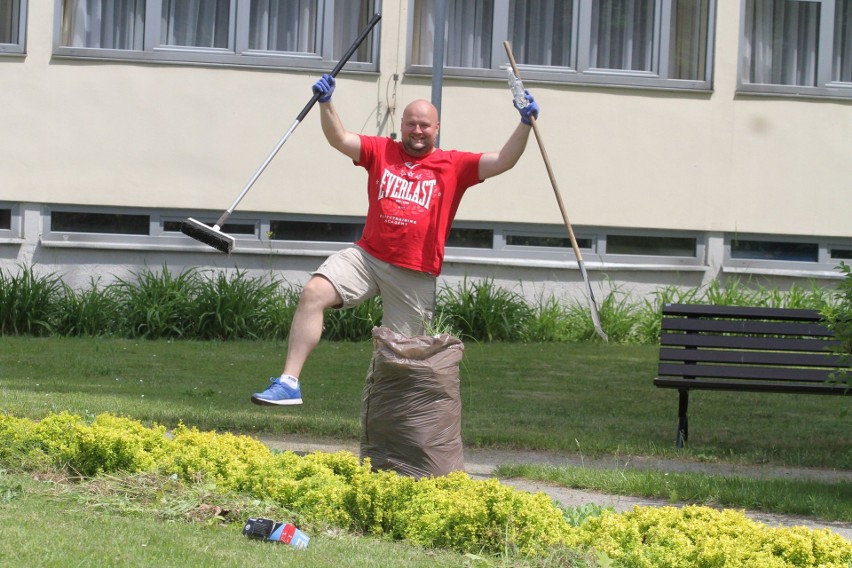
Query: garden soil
257 434 852 544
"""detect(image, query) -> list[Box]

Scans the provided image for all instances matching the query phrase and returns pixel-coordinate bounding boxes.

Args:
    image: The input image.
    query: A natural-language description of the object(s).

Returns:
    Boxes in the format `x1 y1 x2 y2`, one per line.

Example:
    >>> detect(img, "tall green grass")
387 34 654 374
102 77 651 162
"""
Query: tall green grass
0 266 64 336
0 263 841 344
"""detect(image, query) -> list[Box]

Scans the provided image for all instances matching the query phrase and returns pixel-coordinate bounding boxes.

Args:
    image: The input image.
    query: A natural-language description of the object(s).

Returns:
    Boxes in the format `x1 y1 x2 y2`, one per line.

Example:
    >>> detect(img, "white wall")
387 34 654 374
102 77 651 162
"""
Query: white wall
1 2 850 304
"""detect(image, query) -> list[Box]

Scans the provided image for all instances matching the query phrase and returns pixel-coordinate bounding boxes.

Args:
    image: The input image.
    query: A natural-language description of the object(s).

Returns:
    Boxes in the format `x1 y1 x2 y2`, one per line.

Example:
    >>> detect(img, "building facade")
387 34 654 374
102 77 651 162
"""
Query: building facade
2 1 851 303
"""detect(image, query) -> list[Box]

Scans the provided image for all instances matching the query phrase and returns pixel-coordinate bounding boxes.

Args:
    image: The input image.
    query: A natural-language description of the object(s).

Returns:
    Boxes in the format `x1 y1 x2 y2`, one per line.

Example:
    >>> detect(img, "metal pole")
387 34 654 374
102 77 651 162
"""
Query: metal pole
431 0 446 147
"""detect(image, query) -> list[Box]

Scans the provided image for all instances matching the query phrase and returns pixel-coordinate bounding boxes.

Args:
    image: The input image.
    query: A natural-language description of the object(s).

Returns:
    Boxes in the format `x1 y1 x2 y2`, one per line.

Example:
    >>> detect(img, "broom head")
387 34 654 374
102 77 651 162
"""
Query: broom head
180 218 235 254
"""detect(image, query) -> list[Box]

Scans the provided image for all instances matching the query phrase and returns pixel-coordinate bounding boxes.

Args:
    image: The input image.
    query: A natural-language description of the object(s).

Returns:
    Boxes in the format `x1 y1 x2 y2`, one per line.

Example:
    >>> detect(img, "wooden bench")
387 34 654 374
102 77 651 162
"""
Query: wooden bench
653 303 851 447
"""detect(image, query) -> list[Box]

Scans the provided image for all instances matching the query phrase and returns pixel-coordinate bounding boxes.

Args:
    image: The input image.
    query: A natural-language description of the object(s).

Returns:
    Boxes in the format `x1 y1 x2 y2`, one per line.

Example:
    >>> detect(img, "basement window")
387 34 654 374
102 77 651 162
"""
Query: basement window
447 228 493 249
0 208 10 230
51 211 150 235
506 234 594 250
606 235 697 257
269 220 362 243
731 239 819 262
831 247 852 260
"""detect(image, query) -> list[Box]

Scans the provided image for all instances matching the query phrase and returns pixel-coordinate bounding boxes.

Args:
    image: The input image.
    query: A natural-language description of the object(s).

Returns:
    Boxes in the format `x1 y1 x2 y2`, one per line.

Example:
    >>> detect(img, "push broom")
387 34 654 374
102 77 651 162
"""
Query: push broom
181 13 382 254
503 41 608 342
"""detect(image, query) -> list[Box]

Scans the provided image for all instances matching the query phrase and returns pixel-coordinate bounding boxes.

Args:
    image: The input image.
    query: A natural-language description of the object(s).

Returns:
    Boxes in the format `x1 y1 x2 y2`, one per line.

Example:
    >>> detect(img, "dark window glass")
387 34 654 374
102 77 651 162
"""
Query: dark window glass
0 209 11 230
51 211 150 235
269 220 362 242
1 0 21 45
506 234 593 249
731 239 819 262
607 235 697 256
447 228 493 248
830 248 852 260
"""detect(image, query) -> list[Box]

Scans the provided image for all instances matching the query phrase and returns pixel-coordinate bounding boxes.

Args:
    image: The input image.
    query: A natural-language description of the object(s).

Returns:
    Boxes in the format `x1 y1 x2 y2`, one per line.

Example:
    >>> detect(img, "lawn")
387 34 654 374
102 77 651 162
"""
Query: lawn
2 336 850 566
2 336 849 468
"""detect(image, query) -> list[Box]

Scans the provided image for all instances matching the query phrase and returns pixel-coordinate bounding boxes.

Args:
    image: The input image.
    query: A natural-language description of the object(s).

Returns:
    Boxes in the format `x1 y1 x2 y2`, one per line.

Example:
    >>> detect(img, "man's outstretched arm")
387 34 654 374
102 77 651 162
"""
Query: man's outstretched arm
313 75 361 162
478 91 540 180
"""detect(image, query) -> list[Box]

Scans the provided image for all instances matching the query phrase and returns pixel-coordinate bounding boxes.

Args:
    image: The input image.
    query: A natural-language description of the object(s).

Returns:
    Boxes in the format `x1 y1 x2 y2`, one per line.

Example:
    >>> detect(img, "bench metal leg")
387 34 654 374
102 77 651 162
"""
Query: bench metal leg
676 389 689 448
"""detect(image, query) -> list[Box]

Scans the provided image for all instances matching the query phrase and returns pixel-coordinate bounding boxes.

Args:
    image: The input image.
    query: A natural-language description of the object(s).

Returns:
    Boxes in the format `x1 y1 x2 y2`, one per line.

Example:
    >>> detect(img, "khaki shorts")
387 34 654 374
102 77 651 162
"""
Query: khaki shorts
313 246 436 336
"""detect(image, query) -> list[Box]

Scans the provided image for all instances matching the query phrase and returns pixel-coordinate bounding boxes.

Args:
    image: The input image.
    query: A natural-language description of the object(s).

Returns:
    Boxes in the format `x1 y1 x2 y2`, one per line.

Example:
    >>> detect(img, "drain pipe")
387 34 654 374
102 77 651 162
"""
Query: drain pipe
430 0 446 147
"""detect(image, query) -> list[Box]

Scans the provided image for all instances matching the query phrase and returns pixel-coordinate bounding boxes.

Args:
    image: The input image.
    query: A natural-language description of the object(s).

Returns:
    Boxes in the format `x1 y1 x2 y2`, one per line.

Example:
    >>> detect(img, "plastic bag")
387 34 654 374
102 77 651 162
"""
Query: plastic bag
360 326 465 479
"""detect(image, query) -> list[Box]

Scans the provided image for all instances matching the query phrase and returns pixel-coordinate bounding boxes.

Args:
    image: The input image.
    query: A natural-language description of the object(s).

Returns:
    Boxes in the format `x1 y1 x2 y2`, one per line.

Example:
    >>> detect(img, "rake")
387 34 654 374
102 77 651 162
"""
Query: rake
503 41 608 342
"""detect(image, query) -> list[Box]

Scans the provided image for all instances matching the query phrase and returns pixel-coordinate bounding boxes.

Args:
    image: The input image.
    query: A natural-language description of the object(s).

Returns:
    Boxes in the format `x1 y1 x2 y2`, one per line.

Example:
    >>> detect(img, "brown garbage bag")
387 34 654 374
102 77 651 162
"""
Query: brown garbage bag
360 326 465 479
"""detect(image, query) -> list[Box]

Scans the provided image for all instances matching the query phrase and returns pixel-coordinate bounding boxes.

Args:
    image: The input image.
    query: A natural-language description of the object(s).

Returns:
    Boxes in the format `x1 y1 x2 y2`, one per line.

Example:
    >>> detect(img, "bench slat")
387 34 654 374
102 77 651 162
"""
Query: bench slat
660 333 842 352
662 304 823 321
653 377 850 395
657 362 836 382
661 318 833 336
659 347 847 368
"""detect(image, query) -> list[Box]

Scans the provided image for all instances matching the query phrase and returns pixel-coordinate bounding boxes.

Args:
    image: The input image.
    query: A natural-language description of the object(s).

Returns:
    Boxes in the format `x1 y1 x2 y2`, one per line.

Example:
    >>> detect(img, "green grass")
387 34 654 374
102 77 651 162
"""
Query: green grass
495 464 852 522
1 263 844 344
2 337 849 468
0 470 483 568
1 336 850 565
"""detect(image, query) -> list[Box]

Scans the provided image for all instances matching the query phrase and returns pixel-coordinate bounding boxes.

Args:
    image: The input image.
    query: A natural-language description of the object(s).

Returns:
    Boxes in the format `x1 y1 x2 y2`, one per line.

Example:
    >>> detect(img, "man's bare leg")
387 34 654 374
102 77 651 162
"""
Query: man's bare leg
282 275 342 379
251 275 342 406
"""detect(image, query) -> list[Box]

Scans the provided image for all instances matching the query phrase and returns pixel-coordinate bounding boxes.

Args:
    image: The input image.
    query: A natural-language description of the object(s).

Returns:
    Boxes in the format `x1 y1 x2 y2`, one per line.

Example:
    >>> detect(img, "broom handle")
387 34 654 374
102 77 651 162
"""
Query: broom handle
215 13 382 228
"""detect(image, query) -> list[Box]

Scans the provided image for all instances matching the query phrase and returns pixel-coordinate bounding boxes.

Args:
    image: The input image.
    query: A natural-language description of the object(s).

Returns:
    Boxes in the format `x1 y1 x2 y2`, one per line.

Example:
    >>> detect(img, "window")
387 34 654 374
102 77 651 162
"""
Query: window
731 238 819 262
269 219 362 242
831 246 852 260
0 0 26 54
447 228 493 248
506 234 594 250
606 234 697 257
740 0 852 98
409 0 715 90
0 208 10 230
54 0 378 71
51 211 151 235
724 234 847 274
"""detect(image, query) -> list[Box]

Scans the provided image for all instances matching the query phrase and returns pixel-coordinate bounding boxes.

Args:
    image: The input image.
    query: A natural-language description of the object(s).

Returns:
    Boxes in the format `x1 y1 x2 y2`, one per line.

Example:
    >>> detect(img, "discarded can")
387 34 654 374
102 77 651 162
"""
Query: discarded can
242 517 310 549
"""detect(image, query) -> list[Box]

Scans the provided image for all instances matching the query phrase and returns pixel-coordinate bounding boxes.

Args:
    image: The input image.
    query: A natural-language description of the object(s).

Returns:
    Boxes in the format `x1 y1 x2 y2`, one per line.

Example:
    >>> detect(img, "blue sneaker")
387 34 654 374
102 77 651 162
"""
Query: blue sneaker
251 377 303 406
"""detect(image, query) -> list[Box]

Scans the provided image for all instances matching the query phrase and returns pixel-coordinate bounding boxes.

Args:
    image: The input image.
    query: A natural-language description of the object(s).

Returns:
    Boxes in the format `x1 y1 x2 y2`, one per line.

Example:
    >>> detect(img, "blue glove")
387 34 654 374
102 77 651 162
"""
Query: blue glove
312 74 335 103
515 91 540 125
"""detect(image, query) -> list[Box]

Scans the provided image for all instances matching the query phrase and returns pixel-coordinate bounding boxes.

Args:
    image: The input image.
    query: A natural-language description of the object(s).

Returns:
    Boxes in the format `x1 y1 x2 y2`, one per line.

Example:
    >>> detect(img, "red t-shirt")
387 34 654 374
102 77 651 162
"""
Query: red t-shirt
354 135 483 276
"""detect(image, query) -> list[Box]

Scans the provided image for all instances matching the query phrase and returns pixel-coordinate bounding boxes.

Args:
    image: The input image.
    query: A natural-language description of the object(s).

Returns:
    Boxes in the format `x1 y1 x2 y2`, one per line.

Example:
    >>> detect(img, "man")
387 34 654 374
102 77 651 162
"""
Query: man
252 74 540 406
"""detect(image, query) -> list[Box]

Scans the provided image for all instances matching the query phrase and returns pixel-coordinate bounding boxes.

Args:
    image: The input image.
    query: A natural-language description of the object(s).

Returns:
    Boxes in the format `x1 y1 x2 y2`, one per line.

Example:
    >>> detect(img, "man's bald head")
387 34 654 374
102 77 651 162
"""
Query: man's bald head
399 99 440 157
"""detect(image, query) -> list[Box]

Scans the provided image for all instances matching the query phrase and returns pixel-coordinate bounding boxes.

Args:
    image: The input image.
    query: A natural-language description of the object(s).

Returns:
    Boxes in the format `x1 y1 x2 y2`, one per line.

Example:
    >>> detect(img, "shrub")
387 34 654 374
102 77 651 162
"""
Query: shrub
395 472 574 556
0 265 846 345
26 412 168 476
438 277 533 342
115 265 202 339
192 269 280 340
822 263 852 389
824 263 852 354
0 264 63 336
53 279 124 337
566 505 852 568
3 411 851 566
322 296 383 341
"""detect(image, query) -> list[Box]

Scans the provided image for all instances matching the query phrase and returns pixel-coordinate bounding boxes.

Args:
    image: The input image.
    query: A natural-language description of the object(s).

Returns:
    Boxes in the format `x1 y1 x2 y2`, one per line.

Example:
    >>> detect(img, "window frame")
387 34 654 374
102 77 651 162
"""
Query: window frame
724 233 845 274
737 0 852 100
39 205 852 279
51 0 381 73
406 0 717 92
0 0 27 55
